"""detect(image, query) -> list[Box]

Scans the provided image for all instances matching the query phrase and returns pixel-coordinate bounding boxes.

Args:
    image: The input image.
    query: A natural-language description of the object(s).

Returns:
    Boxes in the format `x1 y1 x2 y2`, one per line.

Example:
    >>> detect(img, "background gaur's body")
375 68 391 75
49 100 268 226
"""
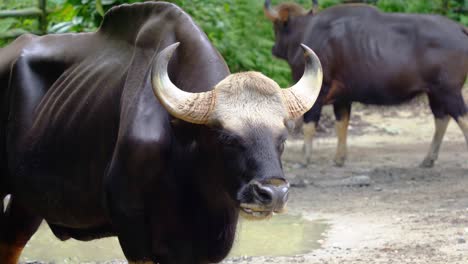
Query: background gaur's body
266 1 468 167
303 5 468 106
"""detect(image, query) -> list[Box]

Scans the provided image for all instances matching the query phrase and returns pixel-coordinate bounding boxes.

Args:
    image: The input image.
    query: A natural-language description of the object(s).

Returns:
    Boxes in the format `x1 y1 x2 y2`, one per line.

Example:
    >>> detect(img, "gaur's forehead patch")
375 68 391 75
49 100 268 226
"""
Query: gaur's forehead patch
276 3 307 19
210 72 288 134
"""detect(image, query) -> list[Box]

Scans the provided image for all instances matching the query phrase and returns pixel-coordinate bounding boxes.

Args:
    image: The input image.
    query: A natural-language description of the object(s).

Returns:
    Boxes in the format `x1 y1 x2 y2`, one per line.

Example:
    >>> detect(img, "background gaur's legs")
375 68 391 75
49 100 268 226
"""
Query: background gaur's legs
333 102 351 167
423 93 448 167
422 88 467 168
448 91 468 150
0 196 42 264
422 93 451 168
302 103 323 164
456 114 468 147
420 116 450 168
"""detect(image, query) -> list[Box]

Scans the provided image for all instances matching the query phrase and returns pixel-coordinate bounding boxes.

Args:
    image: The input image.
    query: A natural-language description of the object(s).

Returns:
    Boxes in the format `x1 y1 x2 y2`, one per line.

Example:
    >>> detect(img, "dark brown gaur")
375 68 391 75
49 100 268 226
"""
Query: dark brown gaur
265 0 468 167
0 2 323 264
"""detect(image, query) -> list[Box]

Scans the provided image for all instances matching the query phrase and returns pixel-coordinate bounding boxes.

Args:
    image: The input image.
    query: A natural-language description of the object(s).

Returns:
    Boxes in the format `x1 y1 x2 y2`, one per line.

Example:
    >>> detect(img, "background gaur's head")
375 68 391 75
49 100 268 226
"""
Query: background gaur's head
151 42 322 220
264 0 318 60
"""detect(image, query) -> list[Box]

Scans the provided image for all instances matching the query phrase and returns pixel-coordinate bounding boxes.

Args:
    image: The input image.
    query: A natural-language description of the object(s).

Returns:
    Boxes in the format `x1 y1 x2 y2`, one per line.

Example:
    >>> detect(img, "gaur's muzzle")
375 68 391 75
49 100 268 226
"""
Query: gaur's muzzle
238 178 289 220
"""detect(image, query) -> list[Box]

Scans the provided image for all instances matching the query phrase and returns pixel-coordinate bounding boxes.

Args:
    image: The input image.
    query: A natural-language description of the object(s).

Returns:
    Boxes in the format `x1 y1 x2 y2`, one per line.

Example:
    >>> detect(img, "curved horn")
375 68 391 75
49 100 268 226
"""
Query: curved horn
264 0 279 21
281 44 323 119
151 42 216 124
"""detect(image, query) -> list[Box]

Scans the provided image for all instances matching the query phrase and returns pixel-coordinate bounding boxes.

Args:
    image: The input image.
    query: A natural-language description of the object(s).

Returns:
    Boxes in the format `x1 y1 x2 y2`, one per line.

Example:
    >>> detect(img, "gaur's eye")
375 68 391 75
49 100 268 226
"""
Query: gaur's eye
219 133 246 150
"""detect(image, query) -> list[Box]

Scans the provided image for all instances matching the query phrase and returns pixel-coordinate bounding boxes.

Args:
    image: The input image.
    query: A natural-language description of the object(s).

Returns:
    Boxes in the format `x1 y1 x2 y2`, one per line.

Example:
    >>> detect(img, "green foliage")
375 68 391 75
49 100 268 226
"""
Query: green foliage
168 0 308 86
0 0 35 9
1 0 467 85
48 0 114 33
45 0 305 86
376 0 406 12
0 0 38 35
377 0 467 22
320 0 345 8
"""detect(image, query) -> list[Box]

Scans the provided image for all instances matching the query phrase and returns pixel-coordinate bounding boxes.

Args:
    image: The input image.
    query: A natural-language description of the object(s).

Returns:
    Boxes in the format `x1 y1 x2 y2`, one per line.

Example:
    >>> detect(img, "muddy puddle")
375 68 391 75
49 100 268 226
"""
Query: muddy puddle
20 214 328 262
230 215 328 257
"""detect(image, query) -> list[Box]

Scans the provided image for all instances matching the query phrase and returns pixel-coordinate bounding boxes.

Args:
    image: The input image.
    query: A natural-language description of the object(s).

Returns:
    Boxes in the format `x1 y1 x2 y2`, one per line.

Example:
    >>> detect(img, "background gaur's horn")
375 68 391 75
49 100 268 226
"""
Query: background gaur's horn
264 0 279 21
151 42 216 124
281 44 323 119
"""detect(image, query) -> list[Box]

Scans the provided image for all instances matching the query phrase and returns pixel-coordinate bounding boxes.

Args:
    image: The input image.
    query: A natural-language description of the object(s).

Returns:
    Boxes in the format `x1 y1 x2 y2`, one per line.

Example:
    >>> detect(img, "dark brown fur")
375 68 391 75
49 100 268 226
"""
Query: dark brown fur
0 2 288 263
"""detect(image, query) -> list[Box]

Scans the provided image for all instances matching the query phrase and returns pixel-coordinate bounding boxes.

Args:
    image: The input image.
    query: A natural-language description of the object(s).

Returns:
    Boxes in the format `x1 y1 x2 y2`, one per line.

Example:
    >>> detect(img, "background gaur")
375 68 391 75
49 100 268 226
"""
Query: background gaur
264 0 468 167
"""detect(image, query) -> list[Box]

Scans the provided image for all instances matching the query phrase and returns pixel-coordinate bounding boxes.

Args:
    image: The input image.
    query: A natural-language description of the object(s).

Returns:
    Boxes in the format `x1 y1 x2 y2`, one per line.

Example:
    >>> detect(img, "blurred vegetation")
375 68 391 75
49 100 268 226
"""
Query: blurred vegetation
0 0 467 86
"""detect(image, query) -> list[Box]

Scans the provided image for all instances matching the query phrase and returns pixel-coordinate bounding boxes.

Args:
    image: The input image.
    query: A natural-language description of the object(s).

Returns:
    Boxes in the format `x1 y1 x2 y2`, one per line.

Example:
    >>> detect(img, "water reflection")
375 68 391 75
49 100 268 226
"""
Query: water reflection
21 215 328 262
230 214 328 257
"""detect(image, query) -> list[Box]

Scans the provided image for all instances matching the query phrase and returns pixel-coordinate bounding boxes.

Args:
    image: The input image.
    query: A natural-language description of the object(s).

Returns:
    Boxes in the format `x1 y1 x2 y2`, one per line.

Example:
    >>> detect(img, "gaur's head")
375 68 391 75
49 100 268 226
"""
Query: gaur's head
264 0 318 60
151 42 322 220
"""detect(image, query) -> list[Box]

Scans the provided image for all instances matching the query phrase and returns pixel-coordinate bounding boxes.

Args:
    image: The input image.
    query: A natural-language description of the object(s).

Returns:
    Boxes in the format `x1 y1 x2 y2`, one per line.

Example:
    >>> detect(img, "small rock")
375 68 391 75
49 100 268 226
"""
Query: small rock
457 237 466 244
374 186 383 191
290 178 309 188
342 175 371 187
383 127 400 135
291 163 305 169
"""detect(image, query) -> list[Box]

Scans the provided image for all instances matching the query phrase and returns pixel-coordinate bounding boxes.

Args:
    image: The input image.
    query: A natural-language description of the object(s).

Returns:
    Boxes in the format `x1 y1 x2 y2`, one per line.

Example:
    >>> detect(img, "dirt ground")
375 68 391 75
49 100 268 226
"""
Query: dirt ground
223 89 468 264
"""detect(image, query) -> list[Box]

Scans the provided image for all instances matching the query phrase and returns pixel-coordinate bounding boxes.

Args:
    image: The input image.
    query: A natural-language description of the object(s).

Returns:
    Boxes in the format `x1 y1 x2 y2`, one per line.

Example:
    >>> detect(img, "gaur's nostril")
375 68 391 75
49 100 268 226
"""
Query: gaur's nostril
252 183 274 205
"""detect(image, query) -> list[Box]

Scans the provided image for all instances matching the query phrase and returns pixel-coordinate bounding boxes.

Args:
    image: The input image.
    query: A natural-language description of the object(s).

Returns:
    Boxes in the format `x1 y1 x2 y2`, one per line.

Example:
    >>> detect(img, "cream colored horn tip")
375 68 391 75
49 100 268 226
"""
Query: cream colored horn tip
300 43 314 55
164 42 181 54
299 43 322 69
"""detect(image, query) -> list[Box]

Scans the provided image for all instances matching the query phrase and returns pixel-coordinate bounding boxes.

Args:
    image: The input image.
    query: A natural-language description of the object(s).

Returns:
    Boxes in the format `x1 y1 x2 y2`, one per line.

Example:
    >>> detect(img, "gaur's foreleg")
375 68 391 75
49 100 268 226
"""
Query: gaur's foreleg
105 133 171 263
105 164 154 263
0 49 50 263
0 196 42 264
